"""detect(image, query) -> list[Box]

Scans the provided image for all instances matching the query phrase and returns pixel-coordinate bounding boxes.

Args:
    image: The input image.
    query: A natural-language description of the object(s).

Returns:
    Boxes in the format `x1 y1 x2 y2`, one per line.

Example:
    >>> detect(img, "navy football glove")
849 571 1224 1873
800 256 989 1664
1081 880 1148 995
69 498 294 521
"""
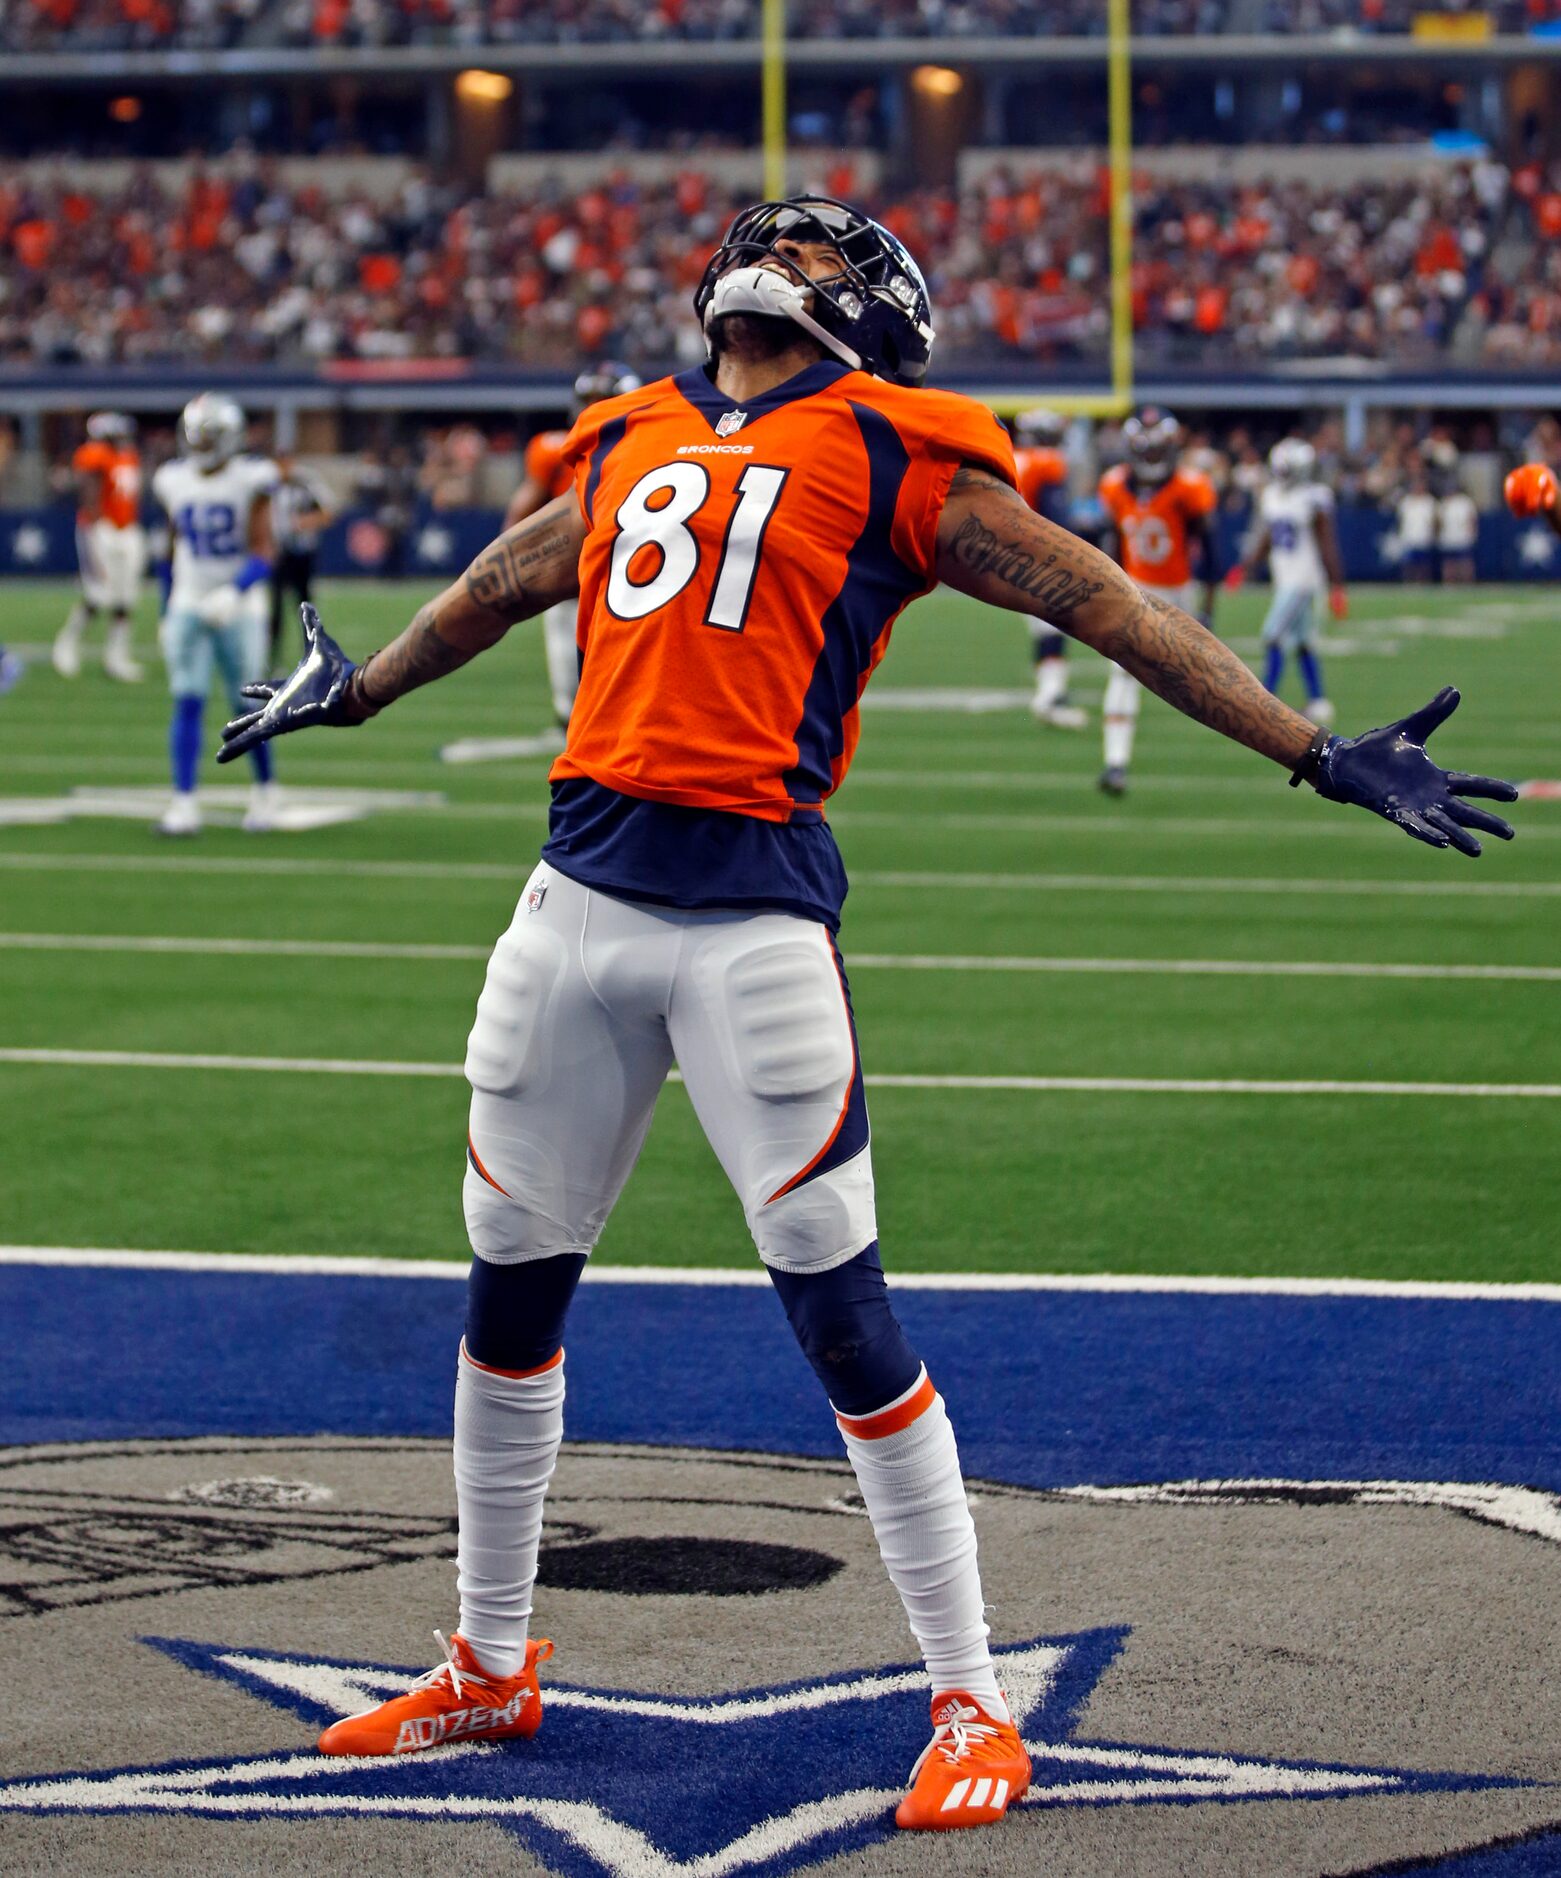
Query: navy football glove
1305 686 1517 857
217 603 367 765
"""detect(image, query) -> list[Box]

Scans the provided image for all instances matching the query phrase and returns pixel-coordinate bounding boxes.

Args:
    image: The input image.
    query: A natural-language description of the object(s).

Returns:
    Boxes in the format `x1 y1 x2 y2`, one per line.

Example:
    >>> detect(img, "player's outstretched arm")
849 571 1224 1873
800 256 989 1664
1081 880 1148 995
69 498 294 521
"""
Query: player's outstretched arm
218 494 584 763
937 464 1316 766
935 465 1518 855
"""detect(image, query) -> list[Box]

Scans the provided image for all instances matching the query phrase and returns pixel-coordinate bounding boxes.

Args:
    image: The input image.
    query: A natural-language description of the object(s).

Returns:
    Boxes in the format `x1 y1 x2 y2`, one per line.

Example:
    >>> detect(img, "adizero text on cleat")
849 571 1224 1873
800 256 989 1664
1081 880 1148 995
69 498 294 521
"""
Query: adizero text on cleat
895 1690 1031 1831
317 1630 553 1757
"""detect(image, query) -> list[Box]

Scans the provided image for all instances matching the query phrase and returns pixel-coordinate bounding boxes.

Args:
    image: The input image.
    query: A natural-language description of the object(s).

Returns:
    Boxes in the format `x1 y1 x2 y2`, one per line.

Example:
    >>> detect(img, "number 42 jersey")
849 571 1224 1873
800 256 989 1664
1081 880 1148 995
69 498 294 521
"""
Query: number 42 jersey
543 359 1015 928
152 455 278 612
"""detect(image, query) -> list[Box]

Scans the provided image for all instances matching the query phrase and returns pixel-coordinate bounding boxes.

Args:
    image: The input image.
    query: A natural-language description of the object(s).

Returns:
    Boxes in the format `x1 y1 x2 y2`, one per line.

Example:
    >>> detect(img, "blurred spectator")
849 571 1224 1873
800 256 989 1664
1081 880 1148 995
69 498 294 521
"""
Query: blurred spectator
1437 478 1480 583
354 442 417 575
1395 470 1438 580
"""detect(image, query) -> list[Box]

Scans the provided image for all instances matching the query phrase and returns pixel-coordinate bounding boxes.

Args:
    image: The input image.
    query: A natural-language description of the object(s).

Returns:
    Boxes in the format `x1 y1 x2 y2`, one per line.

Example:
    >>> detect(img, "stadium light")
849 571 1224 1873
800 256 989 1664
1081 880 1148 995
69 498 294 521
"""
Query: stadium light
455 70 513 106
910 65 963 101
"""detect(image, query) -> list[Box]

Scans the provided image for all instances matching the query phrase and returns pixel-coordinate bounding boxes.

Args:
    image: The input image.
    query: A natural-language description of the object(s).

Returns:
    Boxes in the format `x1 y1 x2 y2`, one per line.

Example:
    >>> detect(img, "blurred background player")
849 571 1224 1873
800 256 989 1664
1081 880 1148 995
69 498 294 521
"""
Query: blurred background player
1395 468 1438 582
1505 461 1561 540
53 411 145 683
1226 436 1346 727
1012 407 1086 729
504 361 641 731
152 393 279 836
268 448 335 672
1437 474 1480 586
1095 407 1217 794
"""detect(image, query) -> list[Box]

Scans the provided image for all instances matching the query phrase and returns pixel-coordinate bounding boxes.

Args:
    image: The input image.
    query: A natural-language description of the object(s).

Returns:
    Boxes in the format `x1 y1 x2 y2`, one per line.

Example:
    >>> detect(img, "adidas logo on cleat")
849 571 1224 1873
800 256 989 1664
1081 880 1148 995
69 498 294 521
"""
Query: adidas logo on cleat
938 1775 1012 1815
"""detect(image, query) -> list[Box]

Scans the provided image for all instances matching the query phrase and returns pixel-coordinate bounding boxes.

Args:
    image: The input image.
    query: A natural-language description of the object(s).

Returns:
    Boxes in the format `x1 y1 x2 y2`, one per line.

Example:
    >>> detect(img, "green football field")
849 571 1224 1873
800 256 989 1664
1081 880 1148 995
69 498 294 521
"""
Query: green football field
0 576 1556 1282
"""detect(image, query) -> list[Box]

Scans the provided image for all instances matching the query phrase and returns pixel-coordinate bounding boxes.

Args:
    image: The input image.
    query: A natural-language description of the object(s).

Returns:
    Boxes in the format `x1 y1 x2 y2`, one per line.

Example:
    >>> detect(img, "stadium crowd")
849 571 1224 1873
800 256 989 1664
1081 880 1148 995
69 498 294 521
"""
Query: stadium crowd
2 154 1549 370
0 0 1232 50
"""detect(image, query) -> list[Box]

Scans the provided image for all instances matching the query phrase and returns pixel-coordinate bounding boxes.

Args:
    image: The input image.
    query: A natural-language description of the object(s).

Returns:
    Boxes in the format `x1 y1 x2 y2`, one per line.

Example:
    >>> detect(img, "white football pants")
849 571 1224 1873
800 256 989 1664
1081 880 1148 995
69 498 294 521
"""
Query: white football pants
463 865 875 1275
541 600 580 724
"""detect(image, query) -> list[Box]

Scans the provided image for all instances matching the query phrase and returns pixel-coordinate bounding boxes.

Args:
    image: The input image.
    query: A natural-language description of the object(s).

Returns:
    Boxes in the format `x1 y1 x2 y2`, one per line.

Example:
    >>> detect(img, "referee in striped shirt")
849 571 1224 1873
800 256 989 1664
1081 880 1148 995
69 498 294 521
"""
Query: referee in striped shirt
269 451 335 669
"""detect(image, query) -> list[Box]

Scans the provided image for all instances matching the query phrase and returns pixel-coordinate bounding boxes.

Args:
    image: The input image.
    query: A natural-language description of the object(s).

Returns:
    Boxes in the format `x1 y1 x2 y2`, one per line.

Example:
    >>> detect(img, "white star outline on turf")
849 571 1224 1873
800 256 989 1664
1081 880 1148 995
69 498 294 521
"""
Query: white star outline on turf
0 1630 1518 1878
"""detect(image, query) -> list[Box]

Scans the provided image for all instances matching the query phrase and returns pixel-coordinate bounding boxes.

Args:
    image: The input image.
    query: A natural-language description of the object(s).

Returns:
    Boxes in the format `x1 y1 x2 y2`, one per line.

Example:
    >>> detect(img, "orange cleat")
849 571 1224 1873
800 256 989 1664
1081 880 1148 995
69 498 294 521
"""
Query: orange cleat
895 1690 1031 1831
317 1631 553 1757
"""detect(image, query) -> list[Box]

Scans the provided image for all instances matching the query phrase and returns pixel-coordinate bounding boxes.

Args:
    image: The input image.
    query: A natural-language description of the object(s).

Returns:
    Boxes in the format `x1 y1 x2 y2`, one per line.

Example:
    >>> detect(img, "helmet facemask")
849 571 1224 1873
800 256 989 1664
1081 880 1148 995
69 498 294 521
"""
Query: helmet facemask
694 197 935 389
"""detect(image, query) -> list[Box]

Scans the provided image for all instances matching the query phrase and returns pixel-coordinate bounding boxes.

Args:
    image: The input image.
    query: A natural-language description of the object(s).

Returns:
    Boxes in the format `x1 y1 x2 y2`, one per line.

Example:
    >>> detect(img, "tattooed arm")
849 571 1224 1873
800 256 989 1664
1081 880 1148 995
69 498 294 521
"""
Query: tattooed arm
935 464 1316 768
344 494 586 719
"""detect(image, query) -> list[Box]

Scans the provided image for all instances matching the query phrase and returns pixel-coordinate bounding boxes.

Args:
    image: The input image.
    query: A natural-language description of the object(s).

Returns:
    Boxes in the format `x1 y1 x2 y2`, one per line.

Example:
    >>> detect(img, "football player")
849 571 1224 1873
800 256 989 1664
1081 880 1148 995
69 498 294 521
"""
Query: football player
1012 407 1086 729
219 196 1517 1833
1504 460 1561 539
54 411 146 683
505 362 642 730
152 394 279 835
1225 437 1347 727
1095 408 1219 793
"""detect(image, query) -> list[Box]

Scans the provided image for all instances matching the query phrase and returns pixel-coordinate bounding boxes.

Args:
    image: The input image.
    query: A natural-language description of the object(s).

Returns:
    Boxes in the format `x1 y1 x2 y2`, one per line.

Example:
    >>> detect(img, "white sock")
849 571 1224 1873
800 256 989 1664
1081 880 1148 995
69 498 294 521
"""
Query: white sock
1102 664 1140 770
58 603 88 645
453 1340 564 1679
1033 658 1067 711
1103 716 1135 769
837 1370 1006 1715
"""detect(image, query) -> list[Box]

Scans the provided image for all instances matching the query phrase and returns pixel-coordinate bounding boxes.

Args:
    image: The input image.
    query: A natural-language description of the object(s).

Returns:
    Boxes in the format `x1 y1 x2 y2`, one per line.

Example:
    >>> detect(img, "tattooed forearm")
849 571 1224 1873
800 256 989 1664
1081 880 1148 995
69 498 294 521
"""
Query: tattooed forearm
465 506 581 618
936 460 1316 767
1100 591 1314 766
942 511 1105 622
349 493 585 717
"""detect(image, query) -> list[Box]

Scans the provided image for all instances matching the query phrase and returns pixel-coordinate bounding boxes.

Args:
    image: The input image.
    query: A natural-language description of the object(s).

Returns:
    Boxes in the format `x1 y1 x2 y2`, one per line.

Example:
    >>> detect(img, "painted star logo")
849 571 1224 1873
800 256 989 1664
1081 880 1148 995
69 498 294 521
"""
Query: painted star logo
10 523 49 566
414 523 455 568
1517 524 1557 568
0 1632 1516 1878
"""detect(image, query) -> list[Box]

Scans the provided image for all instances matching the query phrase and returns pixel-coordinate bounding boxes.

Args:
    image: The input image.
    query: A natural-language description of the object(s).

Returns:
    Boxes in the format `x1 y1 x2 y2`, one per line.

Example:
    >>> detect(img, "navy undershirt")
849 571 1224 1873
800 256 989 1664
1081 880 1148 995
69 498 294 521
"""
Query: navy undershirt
542 776 850 931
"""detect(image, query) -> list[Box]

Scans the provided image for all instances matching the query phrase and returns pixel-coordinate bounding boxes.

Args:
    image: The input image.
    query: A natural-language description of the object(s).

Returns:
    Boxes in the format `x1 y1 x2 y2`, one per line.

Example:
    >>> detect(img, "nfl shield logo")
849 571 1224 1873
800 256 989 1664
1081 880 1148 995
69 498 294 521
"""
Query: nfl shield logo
716 410 748 437
526 881 547 913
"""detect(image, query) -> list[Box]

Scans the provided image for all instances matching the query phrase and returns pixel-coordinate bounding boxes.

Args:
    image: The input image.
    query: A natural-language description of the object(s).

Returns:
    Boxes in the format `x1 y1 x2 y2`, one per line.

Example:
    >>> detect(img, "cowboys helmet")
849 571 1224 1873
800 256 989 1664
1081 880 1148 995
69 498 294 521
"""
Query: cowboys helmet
572 361 642 416
86 411 136 443
1123 407 1181 486
179 393 246 472
1014 408 1067 447
694 196 936 388
1269 437 1317 485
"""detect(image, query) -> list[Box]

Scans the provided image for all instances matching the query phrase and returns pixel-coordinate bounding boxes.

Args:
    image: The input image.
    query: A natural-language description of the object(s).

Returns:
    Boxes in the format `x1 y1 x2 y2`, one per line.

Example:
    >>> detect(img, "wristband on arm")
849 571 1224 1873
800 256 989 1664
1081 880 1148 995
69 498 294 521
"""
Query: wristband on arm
234 554 273 593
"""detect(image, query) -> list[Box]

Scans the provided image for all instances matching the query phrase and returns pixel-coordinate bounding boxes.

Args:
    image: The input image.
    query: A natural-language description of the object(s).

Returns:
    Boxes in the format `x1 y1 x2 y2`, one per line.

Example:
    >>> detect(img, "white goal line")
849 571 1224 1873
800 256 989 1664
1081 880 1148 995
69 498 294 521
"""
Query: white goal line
2 1046 1558 1099
1 931 1558 984
1 1244 1557 1304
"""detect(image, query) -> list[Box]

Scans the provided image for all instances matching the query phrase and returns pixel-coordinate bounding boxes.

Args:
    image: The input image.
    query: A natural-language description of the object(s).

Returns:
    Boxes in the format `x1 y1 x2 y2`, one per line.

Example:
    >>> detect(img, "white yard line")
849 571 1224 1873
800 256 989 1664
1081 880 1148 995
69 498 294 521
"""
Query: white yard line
2 851 1558 898
1 1243 1557 1303
2 1046 1558 1099
3 931 1558 984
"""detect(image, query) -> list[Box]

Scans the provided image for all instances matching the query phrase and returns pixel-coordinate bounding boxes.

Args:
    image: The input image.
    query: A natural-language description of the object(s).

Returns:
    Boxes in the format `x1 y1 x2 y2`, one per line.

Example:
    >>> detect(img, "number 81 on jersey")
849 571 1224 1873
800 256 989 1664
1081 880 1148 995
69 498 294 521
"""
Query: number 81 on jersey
606 462 790 633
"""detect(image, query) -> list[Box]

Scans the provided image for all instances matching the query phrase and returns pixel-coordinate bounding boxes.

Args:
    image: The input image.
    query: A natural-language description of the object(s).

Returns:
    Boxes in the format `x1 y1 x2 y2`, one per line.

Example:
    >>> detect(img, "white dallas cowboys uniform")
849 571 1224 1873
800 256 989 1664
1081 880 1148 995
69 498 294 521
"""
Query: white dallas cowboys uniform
153 455 278 701
1258 480 1333 650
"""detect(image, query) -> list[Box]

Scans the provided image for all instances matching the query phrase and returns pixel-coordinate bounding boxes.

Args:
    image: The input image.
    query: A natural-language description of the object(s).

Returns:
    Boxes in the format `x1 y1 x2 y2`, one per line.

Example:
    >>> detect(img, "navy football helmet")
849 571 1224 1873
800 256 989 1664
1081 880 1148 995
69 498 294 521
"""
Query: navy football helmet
694 196 936 388
1123 406 1181 486
572 360 641 415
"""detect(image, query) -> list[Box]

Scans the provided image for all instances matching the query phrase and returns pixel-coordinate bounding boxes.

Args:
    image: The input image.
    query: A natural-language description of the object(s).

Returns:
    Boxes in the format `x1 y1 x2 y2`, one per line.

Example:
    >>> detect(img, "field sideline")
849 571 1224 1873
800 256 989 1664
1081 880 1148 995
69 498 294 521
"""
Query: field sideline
1 576 1556 1282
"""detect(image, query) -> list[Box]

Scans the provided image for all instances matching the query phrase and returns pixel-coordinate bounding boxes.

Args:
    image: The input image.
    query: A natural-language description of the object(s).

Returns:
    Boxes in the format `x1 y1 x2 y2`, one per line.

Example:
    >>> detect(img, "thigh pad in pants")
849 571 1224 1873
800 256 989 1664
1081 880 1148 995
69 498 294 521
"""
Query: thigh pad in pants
678 920 875 1274
463 869 671 1265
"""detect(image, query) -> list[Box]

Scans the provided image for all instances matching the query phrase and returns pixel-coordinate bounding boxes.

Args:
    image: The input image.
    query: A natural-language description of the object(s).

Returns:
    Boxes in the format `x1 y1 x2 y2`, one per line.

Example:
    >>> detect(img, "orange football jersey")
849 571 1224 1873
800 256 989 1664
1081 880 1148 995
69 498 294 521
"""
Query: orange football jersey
1015 444 1067 513
1098 464 1216 587
524 429 573 501
550 361 1015 823
73 440 141 529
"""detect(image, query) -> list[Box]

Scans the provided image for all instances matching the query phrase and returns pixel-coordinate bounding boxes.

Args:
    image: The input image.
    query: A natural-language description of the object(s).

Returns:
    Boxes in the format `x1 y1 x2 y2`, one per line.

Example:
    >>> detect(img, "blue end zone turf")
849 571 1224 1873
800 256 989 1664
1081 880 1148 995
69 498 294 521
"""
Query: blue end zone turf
3 1263 1558 1492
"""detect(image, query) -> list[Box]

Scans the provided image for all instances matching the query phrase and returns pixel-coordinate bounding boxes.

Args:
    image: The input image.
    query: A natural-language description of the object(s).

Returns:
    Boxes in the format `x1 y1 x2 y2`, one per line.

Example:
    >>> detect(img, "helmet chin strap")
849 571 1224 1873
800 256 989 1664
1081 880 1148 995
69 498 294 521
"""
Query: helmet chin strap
705 264 861 372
